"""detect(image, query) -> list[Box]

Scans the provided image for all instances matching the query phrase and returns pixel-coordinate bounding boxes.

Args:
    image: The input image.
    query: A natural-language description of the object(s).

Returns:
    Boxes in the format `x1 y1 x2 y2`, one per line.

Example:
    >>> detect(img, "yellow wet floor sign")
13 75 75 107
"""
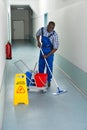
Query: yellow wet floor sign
13 74 29 105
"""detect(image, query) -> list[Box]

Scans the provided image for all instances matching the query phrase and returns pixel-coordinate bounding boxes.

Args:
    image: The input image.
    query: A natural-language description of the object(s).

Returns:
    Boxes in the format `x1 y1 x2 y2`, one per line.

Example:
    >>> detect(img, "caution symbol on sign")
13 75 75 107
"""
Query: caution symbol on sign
16 86 25 93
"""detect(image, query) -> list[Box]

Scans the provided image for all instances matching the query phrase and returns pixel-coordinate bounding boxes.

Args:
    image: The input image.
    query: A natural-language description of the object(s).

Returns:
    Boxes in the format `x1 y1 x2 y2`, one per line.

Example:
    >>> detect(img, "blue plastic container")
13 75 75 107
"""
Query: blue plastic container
25 71 32 87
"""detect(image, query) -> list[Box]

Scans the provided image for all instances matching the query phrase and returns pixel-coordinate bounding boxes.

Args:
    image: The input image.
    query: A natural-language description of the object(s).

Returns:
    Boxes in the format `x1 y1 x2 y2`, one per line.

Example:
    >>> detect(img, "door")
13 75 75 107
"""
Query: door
13 20 24 40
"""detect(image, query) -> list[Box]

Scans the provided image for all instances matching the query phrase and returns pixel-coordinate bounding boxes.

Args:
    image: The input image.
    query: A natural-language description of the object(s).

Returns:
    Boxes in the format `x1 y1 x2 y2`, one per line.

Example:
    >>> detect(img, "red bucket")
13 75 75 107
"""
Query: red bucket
34 73 48 87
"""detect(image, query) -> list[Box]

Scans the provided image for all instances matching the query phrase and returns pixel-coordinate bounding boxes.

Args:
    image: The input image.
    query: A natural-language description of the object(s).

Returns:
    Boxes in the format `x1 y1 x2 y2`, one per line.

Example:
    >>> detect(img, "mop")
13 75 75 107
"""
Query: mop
40 48 67 95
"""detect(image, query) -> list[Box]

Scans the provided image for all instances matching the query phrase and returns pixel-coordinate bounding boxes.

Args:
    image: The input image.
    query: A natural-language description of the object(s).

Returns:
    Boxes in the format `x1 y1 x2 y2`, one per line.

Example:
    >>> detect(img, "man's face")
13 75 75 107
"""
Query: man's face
47 24 55 33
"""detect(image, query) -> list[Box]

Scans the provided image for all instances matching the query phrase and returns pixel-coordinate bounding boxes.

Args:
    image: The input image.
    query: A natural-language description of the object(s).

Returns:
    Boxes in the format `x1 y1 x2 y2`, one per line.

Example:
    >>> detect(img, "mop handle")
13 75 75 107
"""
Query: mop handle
40 48 59 88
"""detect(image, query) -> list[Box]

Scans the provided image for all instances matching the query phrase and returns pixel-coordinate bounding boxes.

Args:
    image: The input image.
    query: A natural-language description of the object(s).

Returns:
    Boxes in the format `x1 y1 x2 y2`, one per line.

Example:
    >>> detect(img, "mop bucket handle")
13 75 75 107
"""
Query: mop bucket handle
14 59 38 74
14 59 31 73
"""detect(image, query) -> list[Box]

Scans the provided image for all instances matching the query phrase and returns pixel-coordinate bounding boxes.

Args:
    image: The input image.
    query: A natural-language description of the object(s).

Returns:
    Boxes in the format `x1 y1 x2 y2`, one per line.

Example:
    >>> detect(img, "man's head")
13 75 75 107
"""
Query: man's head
47 21 55 33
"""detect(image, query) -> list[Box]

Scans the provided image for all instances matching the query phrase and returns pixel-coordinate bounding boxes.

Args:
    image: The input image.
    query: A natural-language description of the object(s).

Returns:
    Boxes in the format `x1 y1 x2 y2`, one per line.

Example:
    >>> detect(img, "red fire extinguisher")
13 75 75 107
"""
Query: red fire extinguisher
6 42 12 59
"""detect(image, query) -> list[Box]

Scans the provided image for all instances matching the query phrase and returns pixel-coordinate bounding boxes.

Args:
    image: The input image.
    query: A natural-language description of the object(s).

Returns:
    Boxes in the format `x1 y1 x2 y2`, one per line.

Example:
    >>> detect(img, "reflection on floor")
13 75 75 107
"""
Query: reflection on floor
2 40 87 130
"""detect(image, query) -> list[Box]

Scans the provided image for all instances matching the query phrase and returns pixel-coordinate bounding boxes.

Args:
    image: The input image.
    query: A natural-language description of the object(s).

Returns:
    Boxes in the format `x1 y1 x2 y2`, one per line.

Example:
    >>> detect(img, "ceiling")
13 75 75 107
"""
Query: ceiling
11 5 30 10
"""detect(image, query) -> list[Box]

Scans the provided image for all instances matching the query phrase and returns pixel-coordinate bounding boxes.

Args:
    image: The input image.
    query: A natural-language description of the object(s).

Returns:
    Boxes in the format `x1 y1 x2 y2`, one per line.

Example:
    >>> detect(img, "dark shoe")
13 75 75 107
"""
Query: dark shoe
27 87 30 91
48 82 51 87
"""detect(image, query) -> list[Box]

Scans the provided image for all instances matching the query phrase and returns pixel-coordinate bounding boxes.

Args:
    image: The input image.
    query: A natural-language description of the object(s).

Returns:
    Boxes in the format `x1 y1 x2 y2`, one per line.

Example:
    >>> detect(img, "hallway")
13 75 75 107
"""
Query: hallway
2 40 87 130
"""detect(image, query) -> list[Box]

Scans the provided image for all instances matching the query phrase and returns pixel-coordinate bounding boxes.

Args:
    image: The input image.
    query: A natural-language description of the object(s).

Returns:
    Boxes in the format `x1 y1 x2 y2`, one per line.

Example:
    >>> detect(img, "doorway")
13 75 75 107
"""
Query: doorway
13 20 24 40
44 13 48 27
11 5 33 42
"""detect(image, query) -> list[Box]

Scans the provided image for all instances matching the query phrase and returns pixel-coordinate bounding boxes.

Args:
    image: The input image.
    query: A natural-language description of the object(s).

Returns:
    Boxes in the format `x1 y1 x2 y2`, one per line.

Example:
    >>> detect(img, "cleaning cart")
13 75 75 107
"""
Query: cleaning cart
14 59 48 93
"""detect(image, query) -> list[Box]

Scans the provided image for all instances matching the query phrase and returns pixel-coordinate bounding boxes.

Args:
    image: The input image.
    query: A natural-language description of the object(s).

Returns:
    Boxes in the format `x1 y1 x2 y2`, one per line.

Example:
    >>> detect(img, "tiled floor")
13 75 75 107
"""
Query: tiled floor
2 40 87 130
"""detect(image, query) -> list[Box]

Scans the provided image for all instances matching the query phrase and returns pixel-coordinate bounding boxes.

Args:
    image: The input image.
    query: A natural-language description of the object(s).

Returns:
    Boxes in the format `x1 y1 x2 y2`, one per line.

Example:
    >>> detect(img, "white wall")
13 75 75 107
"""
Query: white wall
0 0 8 88
39 0 83 14
0 0 8 129
55 1 87 73
34 0 87 73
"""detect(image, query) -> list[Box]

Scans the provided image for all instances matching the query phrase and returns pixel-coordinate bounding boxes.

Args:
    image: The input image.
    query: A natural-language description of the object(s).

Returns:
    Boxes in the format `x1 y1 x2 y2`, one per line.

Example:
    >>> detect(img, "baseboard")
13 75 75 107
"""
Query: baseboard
55 54 87 95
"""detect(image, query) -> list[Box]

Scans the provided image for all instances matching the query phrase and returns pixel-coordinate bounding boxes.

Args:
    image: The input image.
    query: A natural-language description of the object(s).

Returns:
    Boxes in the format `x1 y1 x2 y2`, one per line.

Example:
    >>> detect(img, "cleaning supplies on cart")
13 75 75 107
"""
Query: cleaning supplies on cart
14 59 48 93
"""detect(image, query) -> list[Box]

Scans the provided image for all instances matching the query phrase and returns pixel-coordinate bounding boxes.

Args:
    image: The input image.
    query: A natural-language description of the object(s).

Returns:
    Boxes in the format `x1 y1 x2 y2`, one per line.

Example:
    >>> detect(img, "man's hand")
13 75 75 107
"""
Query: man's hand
43 54 48 59
42 49 58 59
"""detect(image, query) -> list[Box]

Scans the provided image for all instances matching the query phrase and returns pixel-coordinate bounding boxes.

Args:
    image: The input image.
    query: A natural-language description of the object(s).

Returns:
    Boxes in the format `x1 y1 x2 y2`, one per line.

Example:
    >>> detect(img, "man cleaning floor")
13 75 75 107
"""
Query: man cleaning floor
36 21 59 87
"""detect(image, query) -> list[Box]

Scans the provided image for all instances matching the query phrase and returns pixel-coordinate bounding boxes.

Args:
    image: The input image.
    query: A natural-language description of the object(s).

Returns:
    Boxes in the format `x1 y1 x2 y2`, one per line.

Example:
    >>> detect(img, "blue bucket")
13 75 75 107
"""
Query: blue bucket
25 71 32 87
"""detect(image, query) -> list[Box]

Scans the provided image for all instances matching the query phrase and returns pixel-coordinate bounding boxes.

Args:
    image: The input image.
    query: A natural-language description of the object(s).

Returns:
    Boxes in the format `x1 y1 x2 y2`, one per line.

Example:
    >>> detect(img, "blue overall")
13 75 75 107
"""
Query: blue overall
39 28 54 82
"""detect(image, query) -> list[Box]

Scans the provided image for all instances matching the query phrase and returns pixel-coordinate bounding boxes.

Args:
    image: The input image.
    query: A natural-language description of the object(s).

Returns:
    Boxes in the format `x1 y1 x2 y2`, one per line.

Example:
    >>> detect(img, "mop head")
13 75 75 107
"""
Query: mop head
52 87 67 96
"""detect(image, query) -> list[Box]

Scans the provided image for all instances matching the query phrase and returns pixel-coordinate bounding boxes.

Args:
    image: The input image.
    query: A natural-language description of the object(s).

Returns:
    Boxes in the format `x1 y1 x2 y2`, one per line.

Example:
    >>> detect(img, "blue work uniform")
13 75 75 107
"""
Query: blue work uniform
36 27 59 83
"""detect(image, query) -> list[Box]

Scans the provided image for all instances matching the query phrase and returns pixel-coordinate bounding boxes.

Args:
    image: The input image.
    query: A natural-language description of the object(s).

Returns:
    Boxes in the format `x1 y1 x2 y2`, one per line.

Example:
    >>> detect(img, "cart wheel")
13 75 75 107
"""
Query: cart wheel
27 87 30 92
41 89 47 94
